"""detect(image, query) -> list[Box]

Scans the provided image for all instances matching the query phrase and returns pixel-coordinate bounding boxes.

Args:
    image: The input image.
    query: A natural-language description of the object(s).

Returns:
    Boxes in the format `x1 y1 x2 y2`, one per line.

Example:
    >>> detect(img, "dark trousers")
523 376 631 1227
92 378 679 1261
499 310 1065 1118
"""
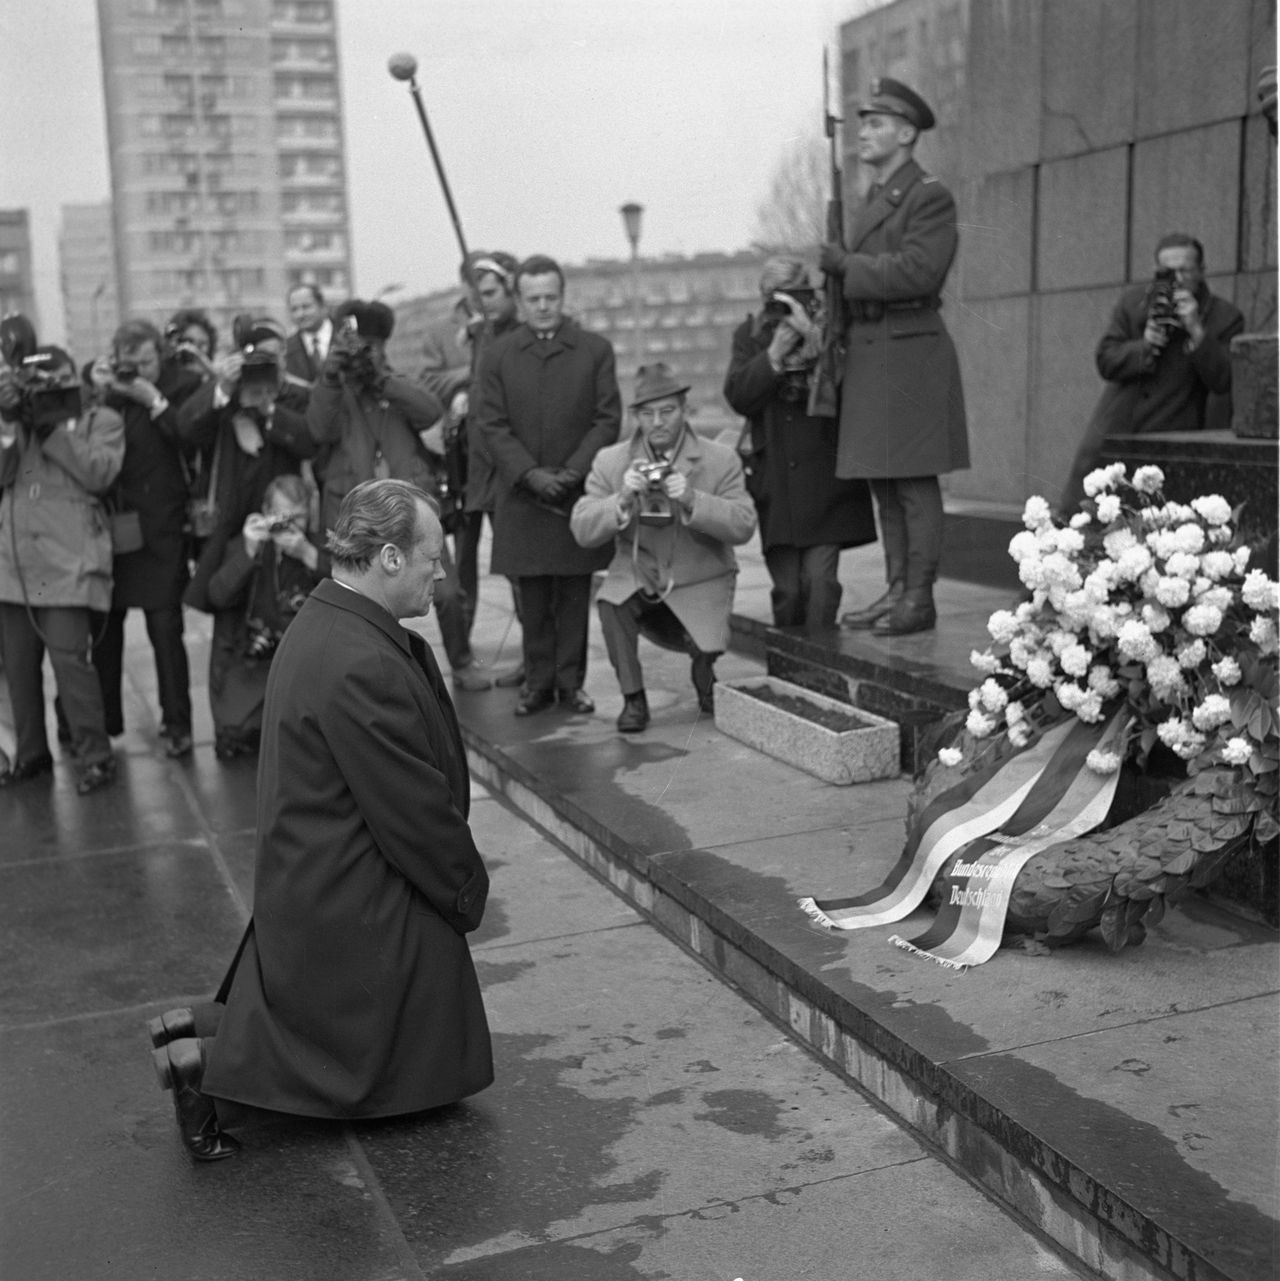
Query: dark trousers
94 605 191 736
764 544 842 630
516 574 591 695
452 510 484 631
0 602 112 765
433 535 474 672
597 594 716 695
870 476 944 593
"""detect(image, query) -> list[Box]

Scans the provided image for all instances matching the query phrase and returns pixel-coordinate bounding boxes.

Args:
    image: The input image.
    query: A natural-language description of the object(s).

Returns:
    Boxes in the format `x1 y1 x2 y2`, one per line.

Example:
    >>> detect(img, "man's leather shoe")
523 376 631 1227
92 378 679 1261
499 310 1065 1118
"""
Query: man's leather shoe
840 584 905 629
873 599 938 635
164 731 193 759
691 654 717 714
153 1037 240 1162
616 691 649 733
560 688 595 714
452 664 493 692
0 752 54 787
514 688 556 717
76 756 117 795
148 1007 196 1048
493 665 526 689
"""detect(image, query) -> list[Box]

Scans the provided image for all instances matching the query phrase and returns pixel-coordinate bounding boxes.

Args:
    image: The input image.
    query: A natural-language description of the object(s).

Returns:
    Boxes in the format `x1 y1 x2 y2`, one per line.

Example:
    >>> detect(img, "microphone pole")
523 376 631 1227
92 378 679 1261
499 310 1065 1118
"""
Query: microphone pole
387 52 472 272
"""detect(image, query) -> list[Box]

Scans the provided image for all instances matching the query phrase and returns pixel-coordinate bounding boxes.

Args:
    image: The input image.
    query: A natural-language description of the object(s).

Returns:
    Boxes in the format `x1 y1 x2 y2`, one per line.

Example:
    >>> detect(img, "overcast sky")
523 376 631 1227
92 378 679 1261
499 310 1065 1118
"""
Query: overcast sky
0 0 879 342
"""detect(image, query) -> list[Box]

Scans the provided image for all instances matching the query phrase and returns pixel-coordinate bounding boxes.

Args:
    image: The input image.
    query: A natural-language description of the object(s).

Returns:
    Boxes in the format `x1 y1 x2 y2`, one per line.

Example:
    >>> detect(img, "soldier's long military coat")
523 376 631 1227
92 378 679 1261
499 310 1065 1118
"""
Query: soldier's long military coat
833 158 970 481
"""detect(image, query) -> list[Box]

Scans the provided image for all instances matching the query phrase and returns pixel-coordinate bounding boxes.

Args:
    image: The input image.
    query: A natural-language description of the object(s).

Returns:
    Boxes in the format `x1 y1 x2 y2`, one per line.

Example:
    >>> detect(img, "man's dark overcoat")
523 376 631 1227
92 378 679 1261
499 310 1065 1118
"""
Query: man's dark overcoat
724 316 877 553
202 579 493 1119
832 158 969 481
475 319 620 577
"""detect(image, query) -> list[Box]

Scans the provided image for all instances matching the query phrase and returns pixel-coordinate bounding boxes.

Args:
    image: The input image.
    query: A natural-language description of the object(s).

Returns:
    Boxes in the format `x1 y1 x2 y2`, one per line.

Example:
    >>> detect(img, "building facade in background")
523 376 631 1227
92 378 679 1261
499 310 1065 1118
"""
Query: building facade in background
95 0 353 343
0 211 38 334
839 0 1276 512
59 203 119 365
387 252 764 439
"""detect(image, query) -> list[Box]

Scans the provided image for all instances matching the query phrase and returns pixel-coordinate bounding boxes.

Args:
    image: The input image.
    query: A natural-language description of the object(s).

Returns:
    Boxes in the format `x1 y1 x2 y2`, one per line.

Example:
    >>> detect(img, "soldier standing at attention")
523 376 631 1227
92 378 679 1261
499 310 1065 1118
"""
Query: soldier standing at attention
821 78 969 637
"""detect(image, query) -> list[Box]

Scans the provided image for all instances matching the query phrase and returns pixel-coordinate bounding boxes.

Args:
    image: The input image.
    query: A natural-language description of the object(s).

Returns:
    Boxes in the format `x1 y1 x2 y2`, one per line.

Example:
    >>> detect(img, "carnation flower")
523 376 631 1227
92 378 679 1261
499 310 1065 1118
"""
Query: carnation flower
1154 576 1191 608
1173 523 1206 555
1083 464 1125 498
1009 723 1032 749
1196 586 1233 613
1115 546 1153 582
1209 525 1232 545
966 709 996 738
1069 511 1092 528
1190 494 1232 526
1056 682 1087 711
1131 465 1165 494
1141 603 1172 633
1055 527 1085 555
1199 550 1234 581
1103 528 1137 558
1087 665 1122 698
1117 620 1160 662
1008 530 1041 563
1021 495 1052 529
1146 655 1185 699
1184 603 1224 637
1005 700 1027 726
1086 749 1122 774
1164 552 1200 581
1221 737 1253 766
1242 570 1280 613
1176 639 1206 669
1060 643 1091 677
987 609 1020 644
1233 546 1252 573
1191 694 1232 731
1250 616 1279 655
969 649 1002 675
1075 691 1106 723
1095 493 1122 524
1157 717 1190 749
1212 656 1242 686
938 747 964 768
968 687 983 711
979 678 1009 713
1026 656 1055 688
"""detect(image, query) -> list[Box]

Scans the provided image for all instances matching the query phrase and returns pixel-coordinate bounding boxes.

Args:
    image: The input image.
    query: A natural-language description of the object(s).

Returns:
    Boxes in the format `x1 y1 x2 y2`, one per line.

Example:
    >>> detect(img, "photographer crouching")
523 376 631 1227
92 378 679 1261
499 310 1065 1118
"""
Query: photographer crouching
570 364 757 731
204 473 328 760
307 301 478 685
0 317 123 794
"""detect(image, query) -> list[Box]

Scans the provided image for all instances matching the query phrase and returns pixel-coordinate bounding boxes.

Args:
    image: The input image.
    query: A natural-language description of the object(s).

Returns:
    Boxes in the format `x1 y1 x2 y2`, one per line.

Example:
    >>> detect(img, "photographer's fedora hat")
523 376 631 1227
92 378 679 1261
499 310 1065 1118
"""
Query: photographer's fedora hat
858 77 936 131
630 362 690 409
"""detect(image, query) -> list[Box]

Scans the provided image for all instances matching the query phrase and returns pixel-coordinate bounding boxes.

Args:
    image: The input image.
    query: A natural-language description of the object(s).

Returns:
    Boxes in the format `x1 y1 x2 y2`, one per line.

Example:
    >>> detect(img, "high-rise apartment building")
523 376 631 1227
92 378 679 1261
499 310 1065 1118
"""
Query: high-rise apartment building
0 210 38 332
96 0 353 342
59 203 119 364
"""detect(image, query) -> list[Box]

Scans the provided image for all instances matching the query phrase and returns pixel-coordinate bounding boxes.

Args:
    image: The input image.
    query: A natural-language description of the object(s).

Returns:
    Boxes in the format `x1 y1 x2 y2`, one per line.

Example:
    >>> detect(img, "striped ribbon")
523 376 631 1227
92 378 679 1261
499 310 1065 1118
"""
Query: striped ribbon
891 709 1131 970
798 718 1077 931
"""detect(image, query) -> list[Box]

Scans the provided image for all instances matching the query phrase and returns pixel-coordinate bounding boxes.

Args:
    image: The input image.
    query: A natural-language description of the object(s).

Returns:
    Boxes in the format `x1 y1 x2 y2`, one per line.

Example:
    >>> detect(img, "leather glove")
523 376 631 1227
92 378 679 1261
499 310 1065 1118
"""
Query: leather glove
819 243 847 275
552 467 583 493
523 467 567 503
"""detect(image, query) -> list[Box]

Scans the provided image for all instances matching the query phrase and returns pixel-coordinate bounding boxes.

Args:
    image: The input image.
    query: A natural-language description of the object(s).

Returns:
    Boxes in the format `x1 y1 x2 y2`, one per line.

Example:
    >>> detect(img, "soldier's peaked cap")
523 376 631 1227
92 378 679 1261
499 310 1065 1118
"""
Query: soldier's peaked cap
858 77 936 131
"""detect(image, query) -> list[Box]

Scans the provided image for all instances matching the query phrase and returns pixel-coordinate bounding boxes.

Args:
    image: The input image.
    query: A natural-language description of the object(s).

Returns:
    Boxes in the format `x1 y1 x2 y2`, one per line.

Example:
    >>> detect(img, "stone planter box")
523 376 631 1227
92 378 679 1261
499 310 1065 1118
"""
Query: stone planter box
715 676 900 785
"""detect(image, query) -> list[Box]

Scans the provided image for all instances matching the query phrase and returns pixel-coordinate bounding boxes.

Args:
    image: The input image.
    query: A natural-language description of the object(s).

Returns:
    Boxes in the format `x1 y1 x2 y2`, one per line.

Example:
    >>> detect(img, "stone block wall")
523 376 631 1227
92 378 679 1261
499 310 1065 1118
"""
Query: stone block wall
839 0 1278 510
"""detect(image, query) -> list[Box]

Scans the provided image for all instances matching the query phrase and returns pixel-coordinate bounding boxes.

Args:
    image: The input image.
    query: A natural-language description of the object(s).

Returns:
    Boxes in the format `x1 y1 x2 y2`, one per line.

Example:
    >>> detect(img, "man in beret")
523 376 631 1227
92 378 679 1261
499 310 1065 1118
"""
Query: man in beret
819 77 969 636
570 364 756 731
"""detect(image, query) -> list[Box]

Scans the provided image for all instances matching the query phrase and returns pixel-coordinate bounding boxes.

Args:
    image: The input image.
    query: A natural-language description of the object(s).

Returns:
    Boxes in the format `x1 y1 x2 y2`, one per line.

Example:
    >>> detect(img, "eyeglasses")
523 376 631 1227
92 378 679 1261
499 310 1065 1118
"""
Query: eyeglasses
636 404 680 423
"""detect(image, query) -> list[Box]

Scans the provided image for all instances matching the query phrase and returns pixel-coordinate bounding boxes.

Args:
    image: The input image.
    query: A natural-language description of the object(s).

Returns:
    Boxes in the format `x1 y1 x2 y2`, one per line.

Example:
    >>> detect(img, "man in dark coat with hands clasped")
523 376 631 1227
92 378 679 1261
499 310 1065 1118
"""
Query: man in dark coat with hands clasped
820 77 969 636
148 480 492 1161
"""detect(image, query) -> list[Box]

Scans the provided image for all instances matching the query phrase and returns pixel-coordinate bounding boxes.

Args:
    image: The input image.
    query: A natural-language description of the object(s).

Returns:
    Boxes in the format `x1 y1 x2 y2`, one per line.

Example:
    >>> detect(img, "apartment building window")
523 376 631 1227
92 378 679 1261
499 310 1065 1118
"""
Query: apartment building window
273 1 333 25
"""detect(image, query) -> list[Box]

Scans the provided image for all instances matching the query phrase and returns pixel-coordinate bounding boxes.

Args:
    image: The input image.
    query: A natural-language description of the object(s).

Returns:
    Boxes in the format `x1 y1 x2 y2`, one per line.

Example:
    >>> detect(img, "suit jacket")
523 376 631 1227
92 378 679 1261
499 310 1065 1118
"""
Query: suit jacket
830 158 969 480
203 579 492 1119
1092 282 1243 434
475 318 621 577
571 426 756 652
284 319 332 385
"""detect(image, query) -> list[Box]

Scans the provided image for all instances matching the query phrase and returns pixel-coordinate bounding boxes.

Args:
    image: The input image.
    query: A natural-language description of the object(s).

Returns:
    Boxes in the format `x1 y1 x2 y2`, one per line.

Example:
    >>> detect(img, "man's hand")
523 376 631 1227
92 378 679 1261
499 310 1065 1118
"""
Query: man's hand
231 412 264 457
663 470 693 510
767 319 803 369
523 467 567 503
242 511 273 556
1142 318 1170 351
0 368 20 416
819 243 846 275
215 351 244 396
553 466 583 494
450 389 469 420
274 524 318 570
113 375 163 410
1173 287 1206 347
621 462 648 496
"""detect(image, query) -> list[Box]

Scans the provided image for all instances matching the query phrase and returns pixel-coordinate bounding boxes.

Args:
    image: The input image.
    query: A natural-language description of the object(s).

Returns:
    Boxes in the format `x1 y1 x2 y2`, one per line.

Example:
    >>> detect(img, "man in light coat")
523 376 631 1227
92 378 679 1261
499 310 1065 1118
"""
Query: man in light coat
149 480 492 1161
0 344 123 793
571 364 757 732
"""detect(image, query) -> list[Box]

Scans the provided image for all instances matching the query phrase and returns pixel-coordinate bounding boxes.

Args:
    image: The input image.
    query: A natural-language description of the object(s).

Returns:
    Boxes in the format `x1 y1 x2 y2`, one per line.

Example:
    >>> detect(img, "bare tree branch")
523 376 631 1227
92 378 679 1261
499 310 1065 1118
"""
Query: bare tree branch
750 135 828 255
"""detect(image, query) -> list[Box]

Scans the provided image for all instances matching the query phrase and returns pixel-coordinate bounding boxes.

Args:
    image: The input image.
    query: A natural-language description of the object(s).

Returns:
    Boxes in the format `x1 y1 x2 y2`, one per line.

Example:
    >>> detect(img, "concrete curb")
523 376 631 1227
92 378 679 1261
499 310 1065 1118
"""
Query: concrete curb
462 723 1238 1281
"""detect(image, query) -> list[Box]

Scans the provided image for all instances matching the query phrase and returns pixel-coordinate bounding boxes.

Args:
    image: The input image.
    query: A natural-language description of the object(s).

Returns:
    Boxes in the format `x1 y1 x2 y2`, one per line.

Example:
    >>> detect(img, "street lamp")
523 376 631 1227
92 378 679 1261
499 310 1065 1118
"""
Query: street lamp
619 202 644 372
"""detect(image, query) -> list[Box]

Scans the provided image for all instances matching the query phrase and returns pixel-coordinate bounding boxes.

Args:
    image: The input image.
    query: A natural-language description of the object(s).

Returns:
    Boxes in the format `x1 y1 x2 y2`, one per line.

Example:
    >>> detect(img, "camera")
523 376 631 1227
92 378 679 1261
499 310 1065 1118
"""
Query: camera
1147 267 1181 337
163 323 203 365
266 517 295 534
635 459 674 489
231 314 281 392
112 360 139 383
0 314 83 432
245 617 284 660
763 288 816 321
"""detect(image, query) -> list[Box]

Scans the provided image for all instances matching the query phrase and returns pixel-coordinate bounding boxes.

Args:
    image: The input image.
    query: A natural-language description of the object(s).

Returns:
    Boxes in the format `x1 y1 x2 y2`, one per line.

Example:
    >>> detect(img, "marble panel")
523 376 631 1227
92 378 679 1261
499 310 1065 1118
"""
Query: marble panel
1028 287 1118 501
1135 0 1254 136
1236 268 1279 333
1040 0 1139 158
1130 122 1242 280
954 167 1034 299
961 0 1042 174
1037 147 1129 290
1240 110 1278 272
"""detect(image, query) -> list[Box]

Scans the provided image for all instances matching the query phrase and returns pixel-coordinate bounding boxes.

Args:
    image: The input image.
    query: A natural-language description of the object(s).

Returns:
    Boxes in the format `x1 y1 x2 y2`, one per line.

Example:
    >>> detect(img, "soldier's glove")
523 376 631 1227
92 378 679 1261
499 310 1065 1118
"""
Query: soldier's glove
819 243 847 275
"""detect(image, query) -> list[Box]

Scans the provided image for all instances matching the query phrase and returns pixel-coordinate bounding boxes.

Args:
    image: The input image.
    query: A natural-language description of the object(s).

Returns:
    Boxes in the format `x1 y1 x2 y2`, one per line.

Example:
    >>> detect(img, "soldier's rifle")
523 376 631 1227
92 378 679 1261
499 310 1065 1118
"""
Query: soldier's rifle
808 47 847 420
